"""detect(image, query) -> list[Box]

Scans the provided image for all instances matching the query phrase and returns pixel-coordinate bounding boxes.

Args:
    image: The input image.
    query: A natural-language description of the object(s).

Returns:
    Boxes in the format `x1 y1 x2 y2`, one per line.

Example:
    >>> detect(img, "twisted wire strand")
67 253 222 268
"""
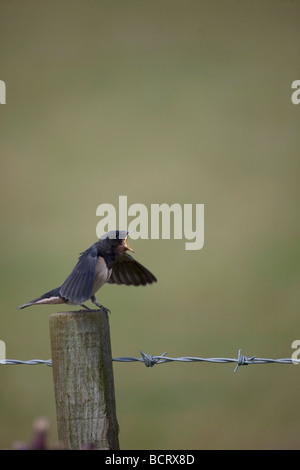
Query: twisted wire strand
0 359 53 366
1 349 298 373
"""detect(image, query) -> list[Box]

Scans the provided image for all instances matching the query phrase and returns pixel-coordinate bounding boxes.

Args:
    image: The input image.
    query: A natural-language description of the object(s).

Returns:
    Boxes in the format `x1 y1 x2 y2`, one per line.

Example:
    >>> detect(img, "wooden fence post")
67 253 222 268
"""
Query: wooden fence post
49 310 119 450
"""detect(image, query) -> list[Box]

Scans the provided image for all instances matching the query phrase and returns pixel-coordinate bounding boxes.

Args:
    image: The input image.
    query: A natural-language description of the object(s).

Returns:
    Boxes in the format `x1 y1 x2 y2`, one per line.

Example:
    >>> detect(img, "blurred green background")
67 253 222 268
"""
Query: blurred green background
0 0 300 450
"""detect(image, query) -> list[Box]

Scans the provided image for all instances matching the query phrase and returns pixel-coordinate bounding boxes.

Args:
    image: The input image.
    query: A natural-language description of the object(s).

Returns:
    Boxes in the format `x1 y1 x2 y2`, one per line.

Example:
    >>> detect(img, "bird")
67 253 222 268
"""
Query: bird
18 230 157 313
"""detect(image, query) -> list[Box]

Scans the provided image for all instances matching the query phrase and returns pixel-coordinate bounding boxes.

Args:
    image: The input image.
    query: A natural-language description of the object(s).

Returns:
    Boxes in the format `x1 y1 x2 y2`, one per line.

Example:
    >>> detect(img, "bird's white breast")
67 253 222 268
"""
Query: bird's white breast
92 257 112 294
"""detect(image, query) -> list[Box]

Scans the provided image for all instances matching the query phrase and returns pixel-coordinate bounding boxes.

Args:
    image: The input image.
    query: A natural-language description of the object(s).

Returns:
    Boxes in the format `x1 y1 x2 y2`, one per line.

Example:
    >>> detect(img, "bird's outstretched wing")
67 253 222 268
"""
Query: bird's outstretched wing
59 244 98 304
107 254 157 286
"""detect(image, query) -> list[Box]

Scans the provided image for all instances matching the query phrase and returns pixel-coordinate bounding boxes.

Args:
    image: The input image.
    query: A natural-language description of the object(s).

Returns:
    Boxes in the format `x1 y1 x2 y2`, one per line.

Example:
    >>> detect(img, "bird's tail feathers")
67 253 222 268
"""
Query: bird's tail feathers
17 287 62 309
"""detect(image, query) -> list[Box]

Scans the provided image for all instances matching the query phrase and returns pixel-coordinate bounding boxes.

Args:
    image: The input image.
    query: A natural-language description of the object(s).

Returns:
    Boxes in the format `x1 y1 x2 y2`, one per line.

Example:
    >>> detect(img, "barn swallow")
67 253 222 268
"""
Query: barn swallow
18 230 157 313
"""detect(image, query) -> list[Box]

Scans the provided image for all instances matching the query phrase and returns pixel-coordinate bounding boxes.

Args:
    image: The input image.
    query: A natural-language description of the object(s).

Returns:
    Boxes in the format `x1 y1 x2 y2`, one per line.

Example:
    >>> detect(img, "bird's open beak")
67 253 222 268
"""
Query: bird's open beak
124 235 134 252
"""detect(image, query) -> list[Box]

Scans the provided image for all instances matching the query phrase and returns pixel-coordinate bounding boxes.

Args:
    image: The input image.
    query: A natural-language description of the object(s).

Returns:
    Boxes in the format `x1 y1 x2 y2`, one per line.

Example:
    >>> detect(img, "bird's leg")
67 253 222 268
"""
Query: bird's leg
80 303 94 311
91 295 111 314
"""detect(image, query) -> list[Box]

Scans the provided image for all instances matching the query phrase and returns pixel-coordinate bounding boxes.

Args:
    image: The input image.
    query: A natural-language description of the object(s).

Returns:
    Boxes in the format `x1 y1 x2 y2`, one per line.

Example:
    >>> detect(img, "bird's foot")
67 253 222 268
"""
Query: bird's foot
80 303 94 311
91 296 111 314
96 303 111 314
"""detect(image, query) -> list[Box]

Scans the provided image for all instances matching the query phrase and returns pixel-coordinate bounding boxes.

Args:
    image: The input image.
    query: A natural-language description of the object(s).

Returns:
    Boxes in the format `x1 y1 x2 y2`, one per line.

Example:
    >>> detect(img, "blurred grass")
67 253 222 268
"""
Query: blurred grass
0 0 300 449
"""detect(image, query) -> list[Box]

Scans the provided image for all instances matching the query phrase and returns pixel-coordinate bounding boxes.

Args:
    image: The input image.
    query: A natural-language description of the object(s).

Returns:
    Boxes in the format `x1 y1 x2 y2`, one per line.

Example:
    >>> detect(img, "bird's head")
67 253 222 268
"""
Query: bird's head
99 230 134 256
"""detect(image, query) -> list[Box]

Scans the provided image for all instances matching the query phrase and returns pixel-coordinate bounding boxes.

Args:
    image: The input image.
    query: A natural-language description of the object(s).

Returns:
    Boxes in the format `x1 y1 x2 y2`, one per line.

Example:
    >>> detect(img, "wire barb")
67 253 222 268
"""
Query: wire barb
139 351 168 367
233 349 256 373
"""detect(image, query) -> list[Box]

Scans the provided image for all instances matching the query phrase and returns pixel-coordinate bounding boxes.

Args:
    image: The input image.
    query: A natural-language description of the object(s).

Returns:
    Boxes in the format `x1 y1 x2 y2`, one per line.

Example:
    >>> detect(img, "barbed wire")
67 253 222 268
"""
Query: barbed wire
0 349 299 373
0 359 53 366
